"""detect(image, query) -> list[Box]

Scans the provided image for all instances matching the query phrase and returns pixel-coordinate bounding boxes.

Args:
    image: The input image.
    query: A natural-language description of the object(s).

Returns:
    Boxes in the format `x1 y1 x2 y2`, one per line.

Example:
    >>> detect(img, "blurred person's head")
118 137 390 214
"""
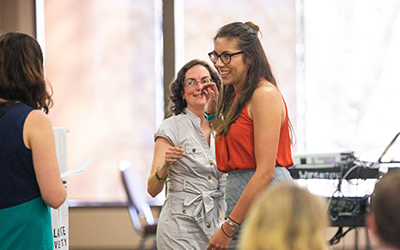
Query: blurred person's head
239 183 330 250
169 59 220 116
367 169 400 249
0 32 52 113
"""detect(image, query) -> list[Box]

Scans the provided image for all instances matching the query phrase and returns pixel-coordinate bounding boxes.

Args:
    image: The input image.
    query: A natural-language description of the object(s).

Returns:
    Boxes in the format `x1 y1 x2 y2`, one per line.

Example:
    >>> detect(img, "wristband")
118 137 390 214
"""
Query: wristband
221 223 234 238
228 216 241 225
204 113 216 121
155 166 169 183
226 217 240 229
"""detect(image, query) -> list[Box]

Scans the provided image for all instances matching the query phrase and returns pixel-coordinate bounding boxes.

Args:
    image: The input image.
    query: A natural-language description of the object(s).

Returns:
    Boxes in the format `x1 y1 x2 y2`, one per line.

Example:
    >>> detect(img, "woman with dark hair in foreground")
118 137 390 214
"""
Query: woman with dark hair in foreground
0 32 66 249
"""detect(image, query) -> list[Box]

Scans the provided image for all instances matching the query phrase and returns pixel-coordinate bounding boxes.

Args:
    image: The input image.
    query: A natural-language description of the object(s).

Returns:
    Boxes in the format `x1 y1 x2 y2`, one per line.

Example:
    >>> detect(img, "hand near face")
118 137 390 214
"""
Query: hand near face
164 145 185 166
202 82 219 114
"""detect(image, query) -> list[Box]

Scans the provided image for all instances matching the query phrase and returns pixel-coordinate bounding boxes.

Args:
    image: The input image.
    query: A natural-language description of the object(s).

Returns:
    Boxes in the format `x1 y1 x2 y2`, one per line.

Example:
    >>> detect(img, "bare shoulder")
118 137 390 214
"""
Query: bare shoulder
24 110 53 148
25 109 52 128
252 80 282 104
248 80 285 120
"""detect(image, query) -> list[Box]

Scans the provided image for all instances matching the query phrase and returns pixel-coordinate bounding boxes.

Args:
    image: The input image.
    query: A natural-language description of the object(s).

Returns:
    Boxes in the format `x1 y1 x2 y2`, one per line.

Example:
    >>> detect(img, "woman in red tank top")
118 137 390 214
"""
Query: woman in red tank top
206 22 294 250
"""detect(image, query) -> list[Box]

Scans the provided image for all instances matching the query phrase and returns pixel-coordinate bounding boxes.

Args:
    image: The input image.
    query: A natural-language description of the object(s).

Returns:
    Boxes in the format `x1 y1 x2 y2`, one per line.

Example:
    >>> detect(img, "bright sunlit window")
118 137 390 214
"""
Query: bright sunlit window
299 0 400 159
296 0 400 197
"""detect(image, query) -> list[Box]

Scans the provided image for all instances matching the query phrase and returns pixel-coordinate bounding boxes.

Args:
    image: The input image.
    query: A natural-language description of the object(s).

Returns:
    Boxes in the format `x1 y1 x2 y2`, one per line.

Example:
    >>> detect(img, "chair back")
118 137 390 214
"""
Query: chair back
119 160 155 229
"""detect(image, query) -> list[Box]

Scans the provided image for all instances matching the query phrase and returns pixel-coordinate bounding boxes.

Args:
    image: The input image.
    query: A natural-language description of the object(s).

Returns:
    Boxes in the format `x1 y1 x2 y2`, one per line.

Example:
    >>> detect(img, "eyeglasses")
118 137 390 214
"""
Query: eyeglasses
208 51 243 64
184 77 213 88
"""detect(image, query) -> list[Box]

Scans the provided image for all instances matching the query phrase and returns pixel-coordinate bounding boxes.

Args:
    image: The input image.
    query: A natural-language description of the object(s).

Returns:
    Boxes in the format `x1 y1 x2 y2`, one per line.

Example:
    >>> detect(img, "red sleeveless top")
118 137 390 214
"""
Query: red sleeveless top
215 97 293 173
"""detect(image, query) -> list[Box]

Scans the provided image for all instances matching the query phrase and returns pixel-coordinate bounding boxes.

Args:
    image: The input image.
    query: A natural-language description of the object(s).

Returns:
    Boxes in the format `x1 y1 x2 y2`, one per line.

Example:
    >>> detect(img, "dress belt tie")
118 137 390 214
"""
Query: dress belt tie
169 179 223 222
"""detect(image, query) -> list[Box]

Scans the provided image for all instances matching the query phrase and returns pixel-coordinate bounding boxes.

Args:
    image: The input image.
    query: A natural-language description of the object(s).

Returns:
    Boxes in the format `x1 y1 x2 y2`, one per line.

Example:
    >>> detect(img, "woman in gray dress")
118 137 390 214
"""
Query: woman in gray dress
147 59 226 250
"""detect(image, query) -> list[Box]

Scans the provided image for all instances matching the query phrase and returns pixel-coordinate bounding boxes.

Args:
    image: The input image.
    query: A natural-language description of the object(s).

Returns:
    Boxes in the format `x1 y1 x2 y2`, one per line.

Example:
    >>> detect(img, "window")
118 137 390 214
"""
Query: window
42 0 163 202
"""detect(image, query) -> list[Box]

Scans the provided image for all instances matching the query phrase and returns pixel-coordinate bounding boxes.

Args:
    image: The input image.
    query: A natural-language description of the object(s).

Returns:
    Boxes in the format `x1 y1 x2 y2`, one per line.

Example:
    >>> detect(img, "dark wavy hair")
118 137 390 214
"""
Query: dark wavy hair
168 59 221 116
213 21 277 136
0 32 53 113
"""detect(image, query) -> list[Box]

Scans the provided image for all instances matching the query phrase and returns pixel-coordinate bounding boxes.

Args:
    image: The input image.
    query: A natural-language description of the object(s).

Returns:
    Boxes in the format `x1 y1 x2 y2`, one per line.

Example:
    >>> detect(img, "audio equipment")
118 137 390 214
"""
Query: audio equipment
328 195 369 227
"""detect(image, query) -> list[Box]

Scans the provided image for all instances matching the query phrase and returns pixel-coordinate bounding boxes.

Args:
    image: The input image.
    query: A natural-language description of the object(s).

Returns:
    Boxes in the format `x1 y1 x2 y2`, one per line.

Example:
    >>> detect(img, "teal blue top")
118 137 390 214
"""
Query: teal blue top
0 197 52 250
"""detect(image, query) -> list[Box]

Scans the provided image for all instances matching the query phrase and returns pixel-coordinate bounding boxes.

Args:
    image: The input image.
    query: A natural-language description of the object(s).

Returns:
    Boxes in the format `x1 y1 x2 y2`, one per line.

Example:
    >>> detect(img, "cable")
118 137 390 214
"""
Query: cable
329 226 354 245
327 155 371 246
371 132 400 168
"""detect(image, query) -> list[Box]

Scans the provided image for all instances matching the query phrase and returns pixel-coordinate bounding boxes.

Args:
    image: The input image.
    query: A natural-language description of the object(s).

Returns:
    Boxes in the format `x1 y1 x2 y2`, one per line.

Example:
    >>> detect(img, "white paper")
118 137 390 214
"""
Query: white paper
60 156 96 179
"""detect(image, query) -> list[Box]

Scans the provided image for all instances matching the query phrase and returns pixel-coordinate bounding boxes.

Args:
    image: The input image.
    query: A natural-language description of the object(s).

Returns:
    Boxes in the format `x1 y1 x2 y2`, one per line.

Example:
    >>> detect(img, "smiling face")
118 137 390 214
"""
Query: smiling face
213 37 250 90
182 64 210 111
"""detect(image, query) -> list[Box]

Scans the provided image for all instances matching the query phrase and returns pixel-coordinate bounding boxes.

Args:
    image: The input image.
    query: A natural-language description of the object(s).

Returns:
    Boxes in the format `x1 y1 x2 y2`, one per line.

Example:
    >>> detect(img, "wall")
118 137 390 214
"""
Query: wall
69 205 160 250
0 0 35 36
68 206 378 250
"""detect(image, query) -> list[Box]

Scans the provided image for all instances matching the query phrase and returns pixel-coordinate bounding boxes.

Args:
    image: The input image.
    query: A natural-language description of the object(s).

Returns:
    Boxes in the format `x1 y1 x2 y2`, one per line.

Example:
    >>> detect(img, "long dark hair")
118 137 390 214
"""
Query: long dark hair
214 21 277 136
168 59 221 116
214 21 294 143
0 32 53 113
